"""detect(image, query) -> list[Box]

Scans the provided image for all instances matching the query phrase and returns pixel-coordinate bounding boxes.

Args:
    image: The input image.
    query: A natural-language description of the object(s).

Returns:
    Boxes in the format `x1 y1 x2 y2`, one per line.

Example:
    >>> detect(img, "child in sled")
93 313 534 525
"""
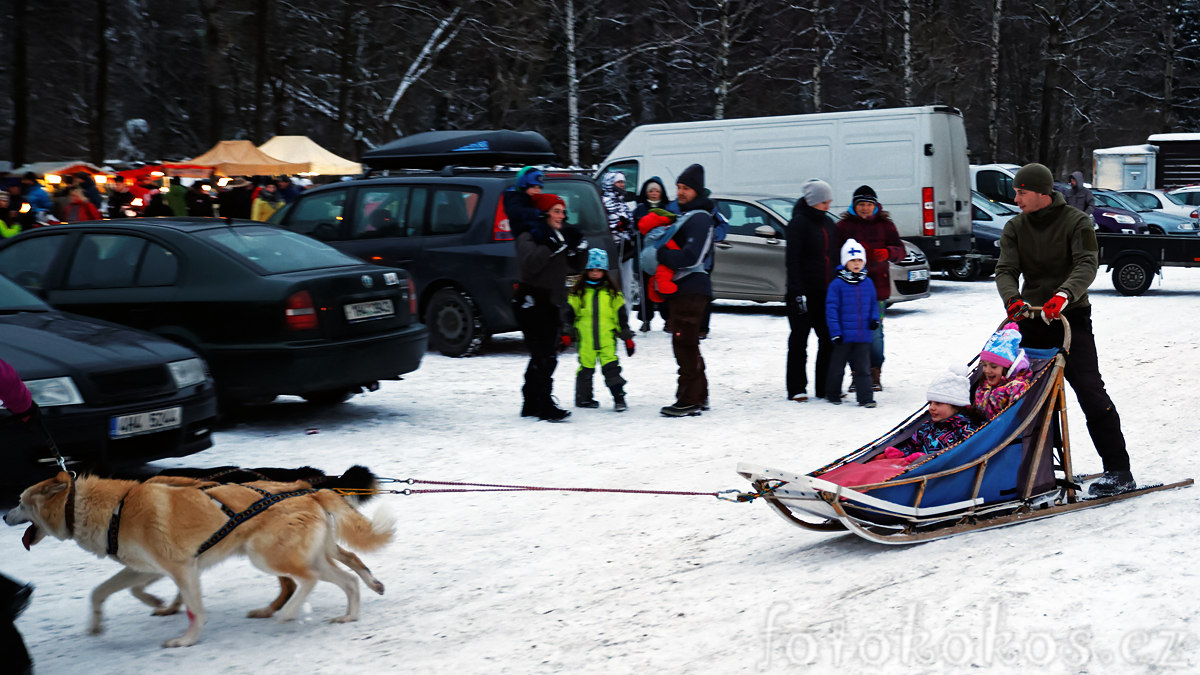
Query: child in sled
974 323 1032 419
567 248 636 411
820 365 983 487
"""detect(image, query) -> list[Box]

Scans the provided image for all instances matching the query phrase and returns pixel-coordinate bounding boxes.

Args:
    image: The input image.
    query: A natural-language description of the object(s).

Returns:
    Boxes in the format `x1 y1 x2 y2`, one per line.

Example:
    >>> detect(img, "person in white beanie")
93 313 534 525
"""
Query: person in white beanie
883 365 985 461
824 238 880 406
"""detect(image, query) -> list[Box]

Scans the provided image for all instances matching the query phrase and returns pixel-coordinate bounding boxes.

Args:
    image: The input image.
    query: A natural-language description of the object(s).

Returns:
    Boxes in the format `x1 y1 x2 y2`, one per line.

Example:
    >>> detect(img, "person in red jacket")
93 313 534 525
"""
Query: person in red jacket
63 187 102 222
835 185 905 392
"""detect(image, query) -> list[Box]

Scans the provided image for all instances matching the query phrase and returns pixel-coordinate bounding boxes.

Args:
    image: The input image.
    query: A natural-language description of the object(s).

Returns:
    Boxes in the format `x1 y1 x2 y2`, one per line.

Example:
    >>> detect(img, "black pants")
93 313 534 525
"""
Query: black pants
827 341 873 404
638 273 669 323
514 298 561 411
786 294 832 399
668 293 709 406
1018 305 1130 472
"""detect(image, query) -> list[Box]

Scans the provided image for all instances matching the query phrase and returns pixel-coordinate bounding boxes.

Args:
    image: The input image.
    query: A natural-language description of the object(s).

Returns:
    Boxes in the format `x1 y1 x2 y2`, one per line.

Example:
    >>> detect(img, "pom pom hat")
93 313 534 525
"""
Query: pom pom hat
981 323 1023 367
926 364 972 407
840 238 866 265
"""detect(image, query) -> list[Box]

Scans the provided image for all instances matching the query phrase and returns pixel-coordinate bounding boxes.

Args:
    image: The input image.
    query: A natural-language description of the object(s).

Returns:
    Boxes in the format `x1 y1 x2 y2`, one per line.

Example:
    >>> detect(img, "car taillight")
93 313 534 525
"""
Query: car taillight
285 290 319 331
493 202 513 241
922 187 935 236
407 277 418 316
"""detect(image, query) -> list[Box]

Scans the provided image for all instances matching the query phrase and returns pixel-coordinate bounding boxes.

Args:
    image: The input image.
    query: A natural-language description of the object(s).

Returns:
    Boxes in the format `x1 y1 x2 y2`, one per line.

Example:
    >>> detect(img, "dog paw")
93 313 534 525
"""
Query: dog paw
246 608 275 619
162 636 196 648
152 607 180 617
88 623 104 635
368 580 385 595
328 615 358 624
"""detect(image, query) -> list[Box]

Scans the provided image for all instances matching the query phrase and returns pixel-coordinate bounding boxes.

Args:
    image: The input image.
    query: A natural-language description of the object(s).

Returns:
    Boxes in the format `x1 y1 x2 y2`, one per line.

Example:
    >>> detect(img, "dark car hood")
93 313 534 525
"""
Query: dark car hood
0 310 199 379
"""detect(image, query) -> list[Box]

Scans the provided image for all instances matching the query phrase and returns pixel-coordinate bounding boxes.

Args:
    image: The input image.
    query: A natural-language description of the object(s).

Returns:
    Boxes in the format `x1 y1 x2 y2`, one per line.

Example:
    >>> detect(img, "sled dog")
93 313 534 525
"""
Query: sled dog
4 472 394 648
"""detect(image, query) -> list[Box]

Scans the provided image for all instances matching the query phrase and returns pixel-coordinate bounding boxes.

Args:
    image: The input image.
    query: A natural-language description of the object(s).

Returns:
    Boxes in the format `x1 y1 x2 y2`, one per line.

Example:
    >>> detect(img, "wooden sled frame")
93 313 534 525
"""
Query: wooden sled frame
739 315 1194 544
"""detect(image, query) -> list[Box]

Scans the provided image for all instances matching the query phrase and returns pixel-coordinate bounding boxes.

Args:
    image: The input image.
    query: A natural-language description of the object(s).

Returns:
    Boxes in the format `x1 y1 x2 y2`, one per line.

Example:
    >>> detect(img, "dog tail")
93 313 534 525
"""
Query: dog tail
314 490 394 552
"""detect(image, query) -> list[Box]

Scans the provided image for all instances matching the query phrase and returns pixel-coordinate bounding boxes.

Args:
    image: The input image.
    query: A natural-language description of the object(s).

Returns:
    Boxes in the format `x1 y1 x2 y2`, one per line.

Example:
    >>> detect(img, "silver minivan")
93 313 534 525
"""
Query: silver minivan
709 193 930 305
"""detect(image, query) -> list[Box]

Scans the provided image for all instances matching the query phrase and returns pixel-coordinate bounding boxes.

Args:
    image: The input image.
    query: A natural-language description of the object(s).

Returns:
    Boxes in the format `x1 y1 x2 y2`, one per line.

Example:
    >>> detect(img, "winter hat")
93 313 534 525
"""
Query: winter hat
1014 163 1054 195
980 322 1024 368
515 167 545 190
530 192 564 212
676 164 705 193
926 364 972 407
851 185 878 207
602 172 626 191
840 238 867 265
586 248 609 270
801 179 833 205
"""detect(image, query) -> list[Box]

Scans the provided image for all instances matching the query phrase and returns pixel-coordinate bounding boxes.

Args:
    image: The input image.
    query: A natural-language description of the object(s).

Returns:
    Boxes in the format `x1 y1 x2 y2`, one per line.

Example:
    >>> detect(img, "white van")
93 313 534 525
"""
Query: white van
597 105 973 267
970 163 1022 205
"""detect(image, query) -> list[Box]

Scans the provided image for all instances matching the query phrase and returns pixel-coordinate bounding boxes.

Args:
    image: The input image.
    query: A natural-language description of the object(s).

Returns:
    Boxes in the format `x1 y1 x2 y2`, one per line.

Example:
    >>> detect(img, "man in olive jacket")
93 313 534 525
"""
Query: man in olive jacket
995 162 1133 497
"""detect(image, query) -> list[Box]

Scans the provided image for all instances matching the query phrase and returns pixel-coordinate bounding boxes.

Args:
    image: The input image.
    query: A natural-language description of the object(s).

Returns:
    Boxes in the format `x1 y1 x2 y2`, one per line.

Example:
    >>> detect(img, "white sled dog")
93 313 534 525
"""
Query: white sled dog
4 472 395 648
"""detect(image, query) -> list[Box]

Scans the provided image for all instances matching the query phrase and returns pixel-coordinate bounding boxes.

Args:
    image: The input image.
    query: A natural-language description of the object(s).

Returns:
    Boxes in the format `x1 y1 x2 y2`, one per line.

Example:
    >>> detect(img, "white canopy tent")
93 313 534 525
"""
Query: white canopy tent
257 136 362 175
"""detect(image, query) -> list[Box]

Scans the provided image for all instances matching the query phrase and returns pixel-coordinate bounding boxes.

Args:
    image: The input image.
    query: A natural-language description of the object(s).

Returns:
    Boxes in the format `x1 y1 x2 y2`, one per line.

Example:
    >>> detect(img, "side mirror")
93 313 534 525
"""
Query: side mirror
755 225 778 239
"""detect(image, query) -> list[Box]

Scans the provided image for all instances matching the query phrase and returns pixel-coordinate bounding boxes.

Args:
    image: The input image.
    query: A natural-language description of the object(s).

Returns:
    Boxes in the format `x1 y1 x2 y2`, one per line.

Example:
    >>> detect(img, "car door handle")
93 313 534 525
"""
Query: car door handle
715 242 733 249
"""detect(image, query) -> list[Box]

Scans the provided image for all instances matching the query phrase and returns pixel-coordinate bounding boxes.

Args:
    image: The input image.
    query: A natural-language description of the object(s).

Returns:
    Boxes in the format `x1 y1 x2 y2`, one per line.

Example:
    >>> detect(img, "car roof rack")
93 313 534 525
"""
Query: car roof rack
362 130 556 171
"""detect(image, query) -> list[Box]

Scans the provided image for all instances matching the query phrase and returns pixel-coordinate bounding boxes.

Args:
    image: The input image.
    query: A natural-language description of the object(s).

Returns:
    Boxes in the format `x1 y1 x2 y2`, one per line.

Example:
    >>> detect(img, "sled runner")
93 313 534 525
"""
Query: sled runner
738 318 1193 545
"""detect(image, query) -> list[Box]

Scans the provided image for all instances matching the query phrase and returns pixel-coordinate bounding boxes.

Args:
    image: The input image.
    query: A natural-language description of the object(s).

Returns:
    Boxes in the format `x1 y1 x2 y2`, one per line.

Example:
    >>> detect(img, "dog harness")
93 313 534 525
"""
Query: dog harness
194 487 318 557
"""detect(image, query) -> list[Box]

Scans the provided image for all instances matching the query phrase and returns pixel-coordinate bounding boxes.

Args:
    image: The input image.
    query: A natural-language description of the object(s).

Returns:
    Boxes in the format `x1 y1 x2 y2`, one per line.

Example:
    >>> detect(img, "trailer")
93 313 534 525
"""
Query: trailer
1096 232 1200 296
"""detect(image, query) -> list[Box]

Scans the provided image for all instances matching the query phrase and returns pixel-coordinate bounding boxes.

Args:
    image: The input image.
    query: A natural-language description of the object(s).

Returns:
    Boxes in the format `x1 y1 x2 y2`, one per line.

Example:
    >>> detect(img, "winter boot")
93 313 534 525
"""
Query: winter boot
660 402 702 417
1088 470 1136 497
614 396 628 412
539 397 571 422
871 367 883 392
575 368 599 408
601 361 627 410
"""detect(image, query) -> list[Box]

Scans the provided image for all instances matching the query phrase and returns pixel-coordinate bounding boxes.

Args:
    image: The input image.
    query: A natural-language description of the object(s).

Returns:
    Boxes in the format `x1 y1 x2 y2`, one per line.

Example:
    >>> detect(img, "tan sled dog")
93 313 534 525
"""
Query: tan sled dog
4 472 394 648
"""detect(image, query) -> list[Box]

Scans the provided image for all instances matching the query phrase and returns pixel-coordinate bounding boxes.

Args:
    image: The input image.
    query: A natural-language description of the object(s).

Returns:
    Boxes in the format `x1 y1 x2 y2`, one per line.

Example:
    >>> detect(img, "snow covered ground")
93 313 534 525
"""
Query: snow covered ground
7 270 1200 674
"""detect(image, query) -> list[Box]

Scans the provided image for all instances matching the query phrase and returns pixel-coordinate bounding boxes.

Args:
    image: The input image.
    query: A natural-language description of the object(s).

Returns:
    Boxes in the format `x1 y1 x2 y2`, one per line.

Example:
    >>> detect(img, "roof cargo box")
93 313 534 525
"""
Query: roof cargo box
363 130 556 170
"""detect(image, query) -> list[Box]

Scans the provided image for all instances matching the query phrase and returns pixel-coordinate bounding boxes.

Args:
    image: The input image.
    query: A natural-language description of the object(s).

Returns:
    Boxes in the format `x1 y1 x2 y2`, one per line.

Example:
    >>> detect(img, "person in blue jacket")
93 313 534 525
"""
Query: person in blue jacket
502 166 545 238
825 238 880 407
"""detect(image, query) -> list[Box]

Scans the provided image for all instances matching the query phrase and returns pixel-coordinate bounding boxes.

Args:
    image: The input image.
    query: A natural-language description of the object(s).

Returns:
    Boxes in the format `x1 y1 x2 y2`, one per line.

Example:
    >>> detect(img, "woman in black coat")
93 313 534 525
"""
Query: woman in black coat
513 192 586 421
785 180 838 401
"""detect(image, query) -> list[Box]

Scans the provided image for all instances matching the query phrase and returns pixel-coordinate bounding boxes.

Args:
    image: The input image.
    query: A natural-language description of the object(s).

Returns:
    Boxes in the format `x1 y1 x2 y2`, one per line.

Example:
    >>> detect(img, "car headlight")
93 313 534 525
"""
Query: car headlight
168 358 208 389
26 377 84 407
1178 222 1195 231
1109 213 1135 224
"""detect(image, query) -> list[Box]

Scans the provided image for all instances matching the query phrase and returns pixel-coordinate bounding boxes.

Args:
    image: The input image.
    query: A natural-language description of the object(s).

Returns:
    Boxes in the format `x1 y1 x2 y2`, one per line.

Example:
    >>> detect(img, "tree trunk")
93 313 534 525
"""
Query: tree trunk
11 0 29 165
253 0 272 143
811 0 823 111
1036 0 1061 168
335 2 360 154
1162 1 1176 130
199 0 223 147
901 0 913 106
566 0 580 165
714 0 731 119
91 0 110 164
987 0 1003 162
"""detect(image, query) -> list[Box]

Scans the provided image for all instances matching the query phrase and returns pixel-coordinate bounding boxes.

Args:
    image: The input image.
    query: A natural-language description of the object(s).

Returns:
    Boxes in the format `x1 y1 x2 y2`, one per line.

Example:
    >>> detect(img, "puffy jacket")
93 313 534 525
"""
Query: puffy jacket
835 211 905 301
568 282 631 350
825 267 880 342
1065 171 1094 214
786 198 838 300
656 196 716 297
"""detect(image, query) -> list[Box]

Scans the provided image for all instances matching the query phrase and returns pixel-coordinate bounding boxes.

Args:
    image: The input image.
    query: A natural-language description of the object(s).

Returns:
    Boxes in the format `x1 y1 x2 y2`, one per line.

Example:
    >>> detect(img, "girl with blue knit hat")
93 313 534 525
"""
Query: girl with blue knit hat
567 248 636 411
974 323 1032 419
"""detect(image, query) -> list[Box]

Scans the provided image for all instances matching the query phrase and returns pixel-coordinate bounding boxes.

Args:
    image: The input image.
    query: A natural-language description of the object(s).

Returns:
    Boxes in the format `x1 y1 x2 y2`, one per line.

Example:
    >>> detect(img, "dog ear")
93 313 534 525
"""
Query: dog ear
42 473 71 495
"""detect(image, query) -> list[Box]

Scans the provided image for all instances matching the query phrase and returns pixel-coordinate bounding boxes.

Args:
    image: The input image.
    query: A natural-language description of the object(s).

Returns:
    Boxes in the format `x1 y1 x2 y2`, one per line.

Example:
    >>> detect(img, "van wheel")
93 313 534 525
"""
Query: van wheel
426 288 483 357
1112 259 1154 296
302 388 356 405
944 258 979 282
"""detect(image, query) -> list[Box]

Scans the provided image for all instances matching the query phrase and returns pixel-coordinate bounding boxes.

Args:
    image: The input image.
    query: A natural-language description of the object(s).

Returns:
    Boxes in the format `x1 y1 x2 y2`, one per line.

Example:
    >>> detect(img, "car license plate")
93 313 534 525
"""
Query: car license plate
110 407 182 439
344 299 394 322
908 269 930 282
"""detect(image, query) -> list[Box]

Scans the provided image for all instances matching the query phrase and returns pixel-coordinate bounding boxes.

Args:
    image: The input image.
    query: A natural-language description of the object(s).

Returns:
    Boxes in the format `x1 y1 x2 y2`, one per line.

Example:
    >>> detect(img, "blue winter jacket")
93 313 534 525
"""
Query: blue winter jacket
825 266 880 343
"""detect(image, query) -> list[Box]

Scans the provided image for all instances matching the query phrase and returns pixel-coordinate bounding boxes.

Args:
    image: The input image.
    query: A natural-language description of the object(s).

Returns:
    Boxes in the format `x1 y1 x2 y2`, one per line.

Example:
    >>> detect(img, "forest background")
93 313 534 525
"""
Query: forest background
2 0 1196 179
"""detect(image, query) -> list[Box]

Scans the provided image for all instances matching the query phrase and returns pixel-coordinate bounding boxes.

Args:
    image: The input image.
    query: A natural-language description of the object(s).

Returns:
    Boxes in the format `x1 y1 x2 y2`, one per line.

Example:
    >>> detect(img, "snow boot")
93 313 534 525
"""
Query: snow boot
1088 470 1136 497
660 402 702 417
614 396 628 412
575 368 599 408
539 398 571 422
871 367 883 392
602 361 626 409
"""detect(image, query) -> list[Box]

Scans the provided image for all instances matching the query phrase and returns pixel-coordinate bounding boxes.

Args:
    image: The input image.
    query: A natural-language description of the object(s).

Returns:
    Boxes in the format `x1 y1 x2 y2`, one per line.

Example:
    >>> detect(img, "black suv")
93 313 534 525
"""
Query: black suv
272 131 615 356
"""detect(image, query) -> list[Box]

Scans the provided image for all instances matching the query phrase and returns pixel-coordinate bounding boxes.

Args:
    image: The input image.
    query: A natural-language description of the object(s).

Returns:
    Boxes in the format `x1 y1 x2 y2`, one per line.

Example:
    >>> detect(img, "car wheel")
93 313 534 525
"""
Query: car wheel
426 288 483 357
302 388 356 405
944 258 980 282
1111 259 1155 296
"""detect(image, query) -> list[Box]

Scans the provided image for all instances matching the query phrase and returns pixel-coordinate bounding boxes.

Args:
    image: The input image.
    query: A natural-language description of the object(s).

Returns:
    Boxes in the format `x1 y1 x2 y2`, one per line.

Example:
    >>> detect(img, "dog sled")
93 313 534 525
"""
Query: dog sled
738 317 1193 545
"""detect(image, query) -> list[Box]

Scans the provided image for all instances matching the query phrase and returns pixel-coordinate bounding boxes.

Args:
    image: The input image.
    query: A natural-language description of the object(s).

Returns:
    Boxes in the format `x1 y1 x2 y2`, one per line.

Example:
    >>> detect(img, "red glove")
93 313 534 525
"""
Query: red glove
1006 298 1031 321
624 338 635 357
559 335 572 352
869 248 889 262
1042 292 1068 321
